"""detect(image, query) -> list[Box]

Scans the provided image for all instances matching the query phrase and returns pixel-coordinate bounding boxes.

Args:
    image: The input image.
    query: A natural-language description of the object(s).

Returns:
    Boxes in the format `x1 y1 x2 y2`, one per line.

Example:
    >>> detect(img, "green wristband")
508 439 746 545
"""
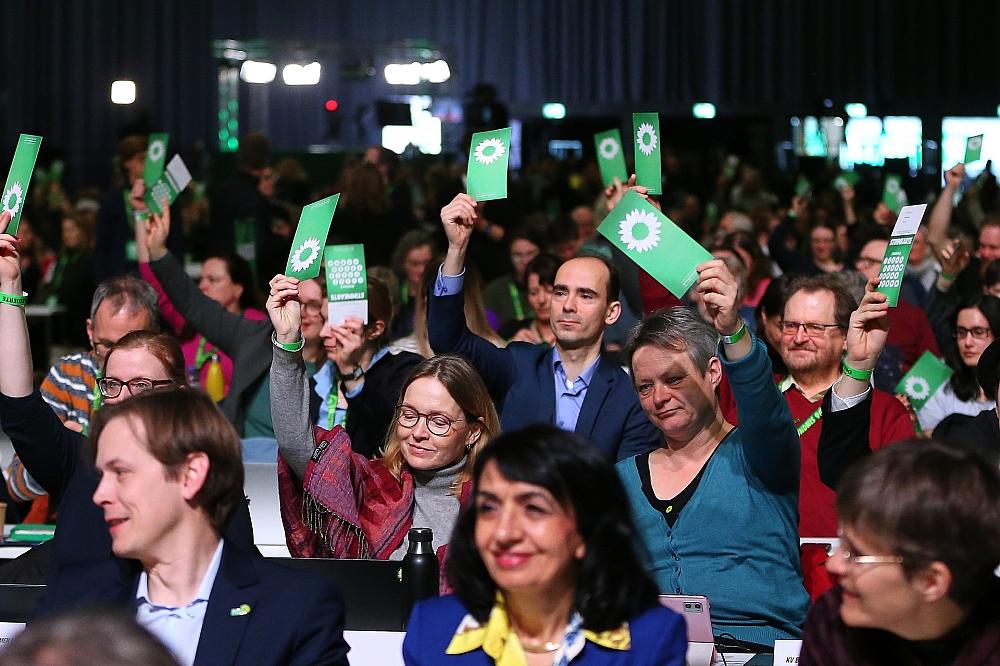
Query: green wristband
939 272 957 281
0 291 27 307
720 322 747 345
271 331 305 352
842 362 873 381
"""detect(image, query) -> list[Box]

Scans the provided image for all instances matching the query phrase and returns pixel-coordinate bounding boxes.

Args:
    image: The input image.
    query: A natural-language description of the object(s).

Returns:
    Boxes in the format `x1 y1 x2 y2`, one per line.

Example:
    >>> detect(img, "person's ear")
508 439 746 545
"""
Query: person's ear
706 356 723 390
465 419 485 449
366 320 386 341
915 562 953 604
604 300 622 326
86 318 94 348
180 452 210 501
232 283 244 304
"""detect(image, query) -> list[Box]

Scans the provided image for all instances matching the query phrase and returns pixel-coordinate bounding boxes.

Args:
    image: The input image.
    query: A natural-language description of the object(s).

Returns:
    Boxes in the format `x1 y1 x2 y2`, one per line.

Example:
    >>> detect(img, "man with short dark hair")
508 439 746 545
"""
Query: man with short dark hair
429 193 657 461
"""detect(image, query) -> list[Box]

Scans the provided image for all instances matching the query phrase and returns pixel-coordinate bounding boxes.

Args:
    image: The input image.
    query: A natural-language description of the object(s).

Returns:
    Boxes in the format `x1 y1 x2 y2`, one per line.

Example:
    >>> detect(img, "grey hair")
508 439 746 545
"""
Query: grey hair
89 276 159 329
624 306 719 374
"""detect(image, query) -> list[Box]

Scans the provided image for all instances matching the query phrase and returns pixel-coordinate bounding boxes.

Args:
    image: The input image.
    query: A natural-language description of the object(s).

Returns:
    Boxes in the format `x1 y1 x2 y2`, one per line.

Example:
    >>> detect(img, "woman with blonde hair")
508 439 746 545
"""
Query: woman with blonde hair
267 273 500 561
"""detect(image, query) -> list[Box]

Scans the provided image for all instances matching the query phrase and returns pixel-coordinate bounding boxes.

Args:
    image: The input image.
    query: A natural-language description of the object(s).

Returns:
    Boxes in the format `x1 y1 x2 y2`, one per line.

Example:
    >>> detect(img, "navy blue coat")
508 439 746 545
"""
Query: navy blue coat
427 288 658 461
43 539 350 666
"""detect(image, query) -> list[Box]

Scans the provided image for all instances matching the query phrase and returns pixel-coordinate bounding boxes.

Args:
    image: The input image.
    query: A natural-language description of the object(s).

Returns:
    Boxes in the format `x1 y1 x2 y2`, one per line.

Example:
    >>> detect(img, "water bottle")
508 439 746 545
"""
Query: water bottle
204 354 225 402
402 528 439 624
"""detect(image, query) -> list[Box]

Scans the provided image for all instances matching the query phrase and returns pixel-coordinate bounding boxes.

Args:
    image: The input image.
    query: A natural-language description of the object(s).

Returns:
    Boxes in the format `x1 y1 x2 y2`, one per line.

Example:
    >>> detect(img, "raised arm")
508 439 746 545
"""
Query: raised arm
0 211 33 398
267 274 318 480
926 163 964 250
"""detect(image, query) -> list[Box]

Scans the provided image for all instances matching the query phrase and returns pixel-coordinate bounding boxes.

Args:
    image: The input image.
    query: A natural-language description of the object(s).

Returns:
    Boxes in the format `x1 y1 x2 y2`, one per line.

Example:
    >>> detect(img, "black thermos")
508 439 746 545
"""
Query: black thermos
402 527 439 624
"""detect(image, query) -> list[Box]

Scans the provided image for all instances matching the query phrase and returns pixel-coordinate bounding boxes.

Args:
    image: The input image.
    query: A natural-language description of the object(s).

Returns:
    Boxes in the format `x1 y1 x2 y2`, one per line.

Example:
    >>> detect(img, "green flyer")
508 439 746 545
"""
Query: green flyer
594 129 628 187
632 113 661 195
325 244 368 325
1 134 43 236
144 133 169 187
467 127 511 201
896 351 952 411
598 189 711 298
882 174 907 215
144 155 192 215
876 203 927 307
964 134 984 164
833 171 860 192
286 194 339 280
795 175 812 197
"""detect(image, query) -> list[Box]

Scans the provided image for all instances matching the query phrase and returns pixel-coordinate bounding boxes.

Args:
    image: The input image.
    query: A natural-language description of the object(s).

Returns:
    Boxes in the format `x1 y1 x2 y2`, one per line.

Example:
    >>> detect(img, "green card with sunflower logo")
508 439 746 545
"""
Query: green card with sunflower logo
286 194 339 280
598 189 711 298
632 113 661 195
1 134 43 236
594 129 628 187
467 127 511 202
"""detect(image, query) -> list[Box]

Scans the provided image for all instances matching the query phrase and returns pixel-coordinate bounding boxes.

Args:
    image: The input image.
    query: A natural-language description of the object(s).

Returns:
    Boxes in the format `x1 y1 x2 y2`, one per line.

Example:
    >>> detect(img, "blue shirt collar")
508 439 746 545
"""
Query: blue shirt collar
551 347 601 391
136 539 224 608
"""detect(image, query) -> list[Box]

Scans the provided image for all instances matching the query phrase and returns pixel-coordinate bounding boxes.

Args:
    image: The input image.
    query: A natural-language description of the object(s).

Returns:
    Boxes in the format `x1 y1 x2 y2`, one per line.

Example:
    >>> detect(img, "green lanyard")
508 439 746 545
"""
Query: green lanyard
83 374 103 437
778 376 824 438
194 336 214 371
400 284 410 307
507 280 525 321
326 386 339 430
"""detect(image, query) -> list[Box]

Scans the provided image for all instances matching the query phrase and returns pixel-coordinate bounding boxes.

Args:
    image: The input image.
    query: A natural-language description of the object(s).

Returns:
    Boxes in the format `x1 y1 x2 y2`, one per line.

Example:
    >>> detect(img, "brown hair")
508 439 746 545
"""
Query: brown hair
63 210 96 251
366 275 394 346
118 135 148 163
381 355 500 492
412 262 504 357
341 163 391 214
103 331 186 385
837 439 1000 608
784 273 858 328
90 388 245 534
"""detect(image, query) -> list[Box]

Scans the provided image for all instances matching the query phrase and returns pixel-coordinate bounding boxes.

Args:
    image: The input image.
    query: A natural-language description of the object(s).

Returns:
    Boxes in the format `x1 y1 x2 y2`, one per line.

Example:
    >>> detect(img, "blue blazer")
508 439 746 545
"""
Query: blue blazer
427 289 658 461
42 539 350 666
402 594 687 665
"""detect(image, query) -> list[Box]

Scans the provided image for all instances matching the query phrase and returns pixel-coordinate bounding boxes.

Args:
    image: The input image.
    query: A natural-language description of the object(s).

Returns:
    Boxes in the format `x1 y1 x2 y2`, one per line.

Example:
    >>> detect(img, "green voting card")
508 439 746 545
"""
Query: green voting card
325 244 368 325
632 113 662 195
467 128 511 201
795 175 812 197
598 189 711 298
833 171 860 192
876 203 927 307
144 133 169 187
144 155 192 215
896 351 952 411
286 194 339 280
882 174 907 215
594 129 628 187
1 134 42 236
965 134 984 164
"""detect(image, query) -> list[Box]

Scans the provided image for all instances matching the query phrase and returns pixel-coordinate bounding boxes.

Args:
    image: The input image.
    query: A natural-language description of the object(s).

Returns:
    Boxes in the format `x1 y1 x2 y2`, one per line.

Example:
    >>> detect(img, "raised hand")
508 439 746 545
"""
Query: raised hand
944 163 966 190
145 198 171 261
695 258 742 337
328 316 367 375
440 193 478 251
845 279 890 373
604 174 657 211
934 237 970 281
0 211 21 290
266 274 303 345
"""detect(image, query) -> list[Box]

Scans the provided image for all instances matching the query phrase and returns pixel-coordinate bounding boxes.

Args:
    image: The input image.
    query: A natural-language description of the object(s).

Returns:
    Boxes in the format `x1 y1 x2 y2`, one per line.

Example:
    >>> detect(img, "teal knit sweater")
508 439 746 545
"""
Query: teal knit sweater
616 338 809 646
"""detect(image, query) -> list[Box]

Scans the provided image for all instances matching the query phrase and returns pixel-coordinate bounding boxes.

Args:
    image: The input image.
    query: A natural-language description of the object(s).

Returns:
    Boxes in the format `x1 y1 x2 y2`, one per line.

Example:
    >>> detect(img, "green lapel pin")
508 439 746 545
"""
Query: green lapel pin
229 603 251 617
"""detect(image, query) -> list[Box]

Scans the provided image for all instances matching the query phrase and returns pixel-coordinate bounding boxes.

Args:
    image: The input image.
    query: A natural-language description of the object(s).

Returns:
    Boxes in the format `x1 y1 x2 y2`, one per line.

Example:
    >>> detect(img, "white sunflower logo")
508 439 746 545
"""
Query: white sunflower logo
1 182 23 218
885 179 900 194
618 208 661 253
968 136 983 150
473 138 506 165
636 123 657 157
290 237 322 273
598 137 620 161
904 376 931 401
148 140 165 163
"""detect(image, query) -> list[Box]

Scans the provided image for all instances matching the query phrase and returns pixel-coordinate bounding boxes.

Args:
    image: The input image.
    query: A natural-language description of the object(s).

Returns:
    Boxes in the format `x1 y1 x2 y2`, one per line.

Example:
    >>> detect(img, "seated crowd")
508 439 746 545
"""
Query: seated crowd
0 132 998 665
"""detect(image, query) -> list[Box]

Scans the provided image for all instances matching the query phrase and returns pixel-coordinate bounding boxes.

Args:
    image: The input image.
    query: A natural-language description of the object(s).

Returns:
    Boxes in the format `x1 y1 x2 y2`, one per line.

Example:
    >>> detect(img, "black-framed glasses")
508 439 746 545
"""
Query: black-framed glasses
98 377 175 399
955 326 993 341
395 405 465 437
780 321 846 337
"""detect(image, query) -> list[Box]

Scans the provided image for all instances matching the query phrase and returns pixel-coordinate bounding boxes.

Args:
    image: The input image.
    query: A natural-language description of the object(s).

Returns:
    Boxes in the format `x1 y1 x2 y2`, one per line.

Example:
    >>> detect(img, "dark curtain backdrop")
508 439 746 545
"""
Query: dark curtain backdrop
1 0 997 187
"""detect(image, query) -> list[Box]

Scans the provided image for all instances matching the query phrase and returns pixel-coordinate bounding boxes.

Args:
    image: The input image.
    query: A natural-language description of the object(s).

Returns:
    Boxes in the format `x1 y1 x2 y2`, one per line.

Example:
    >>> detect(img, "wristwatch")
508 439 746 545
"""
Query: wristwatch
346 365 364 381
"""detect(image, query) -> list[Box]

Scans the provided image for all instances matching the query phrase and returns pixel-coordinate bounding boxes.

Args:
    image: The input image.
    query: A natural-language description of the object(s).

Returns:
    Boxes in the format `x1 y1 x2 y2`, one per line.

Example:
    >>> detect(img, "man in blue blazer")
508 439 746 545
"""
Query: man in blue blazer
429 194 658 461
40 389 349 666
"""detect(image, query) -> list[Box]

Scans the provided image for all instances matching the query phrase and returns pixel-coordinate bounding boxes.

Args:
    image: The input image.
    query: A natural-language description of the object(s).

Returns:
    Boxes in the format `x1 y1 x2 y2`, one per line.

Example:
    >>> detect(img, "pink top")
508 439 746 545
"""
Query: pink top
139 262 266 396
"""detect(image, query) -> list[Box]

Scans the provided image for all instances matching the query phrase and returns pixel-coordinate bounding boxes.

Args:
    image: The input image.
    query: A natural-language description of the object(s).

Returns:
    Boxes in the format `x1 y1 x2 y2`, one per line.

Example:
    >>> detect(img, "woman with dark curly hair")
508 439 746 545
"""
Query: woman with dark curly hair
403 425 686 665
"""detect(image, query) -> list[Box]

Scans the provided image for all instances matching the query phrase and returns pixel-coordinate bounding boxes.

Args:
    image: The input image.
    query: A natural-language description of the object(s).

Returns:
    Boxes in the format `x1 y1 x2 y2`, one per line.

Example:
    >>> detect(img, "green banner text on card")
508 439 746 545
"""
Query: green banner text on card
896 351 953 411
1 134 43 236
467 128 511 201
325 244 368 325
598 190 711 298
876 204 927 307
632 113 661 195
144 133 169 187
286 194 340 280
594 129 628 187
144 156 193 215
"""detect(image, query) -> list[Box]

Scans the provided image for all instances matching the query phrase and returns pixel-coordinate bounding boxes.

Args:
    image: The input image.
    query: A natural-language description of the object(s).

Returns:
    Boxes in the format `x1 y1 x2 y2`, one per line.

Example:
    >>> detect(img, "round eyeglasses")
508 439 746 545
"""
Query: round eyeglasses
395 405 464 437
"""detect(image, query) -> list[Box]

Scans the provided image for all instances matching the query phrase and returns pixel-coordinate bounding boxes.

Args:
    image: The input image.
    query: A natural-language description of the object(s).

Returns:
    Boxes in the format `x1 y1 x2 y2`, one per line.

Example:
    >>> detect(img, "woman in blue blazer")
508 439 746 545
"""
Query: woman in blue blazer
403 425 686 665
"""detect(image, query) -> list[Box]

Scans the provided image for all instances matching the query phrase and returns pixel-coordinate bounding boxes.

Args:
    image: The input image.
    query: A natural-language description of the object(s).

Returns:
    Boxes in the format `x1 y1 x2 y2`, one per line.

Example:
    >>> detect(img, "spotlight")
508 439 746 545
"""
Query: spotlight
282 62 321 86
110 80 136 105
845 103 867 119
542 103 566 119
692 102 716 119
240 60 276 84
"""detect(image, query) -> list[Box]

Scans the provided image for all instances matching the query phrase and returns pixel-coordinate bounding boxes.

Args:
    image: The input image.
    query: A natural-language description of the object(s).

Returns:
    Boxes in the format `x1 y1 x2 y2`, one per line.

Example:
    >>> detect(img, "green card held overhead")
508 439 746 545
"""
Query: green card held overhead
325 244 368 325
467 127 511 201
286 194 340 280
833 171 860 192
598 189 712 298
144 133 169 187
594 129 628 187
632 113 662 195
964 134 984 164
896 351 952 411
1 134 43 236
876 203 927 307
795 175 812 197
882 174 907 215
144 155 192 215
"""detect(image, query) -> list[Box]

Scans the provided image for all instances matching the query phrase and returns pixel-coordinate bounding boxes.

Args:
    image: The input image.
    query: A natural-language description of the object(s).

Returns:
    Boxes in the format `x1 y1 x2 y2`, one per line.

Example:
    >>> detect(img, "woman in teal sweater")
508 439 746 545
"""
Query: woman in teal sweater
616 258 809 648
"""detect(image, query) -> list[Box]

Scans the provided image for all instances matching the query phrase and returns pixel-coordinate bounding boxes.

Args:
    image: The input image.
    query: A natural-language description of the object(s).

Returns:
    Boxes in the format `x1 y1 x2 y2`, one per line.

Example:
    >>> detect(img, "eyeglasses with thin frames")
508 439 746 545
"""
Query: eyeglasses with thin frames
834 532 906 569
98 377 175 399
780 321 846 337
395 405 465 437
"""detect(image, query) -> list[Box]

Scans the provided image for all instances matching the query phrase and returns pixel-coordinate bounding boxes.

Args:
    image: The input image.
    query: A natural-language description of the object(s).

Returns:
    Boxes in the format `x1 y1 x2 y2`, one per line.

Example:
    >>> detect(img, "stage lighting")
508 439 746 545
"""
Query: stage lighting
384 62 422 85
240 60 276 83
845 103 867 119
422 60 450 83
110 80 136 105
542 103 566 119
282 62 321 85
692 102 716 119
